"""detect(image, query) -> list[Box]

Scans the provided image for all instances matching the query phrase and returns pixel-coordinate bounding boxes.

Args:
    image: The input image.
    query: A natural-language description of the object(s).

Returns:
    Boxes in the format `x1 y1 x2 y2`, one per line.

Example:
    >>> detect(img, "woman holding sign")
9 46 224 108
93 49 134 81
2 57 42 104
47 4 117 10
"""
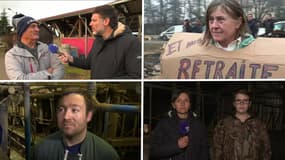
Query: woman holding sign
202 0 255 51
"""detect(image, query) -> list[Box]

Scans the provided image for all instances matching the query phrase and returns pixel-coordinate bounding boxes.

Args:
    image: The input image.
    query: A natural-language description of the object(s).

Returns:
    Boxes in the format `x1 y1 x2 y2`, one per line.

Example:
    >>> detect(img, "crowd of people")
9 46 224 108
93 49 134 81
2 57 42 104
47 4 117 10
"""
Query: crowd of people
183 18 203 33
247 12 275 38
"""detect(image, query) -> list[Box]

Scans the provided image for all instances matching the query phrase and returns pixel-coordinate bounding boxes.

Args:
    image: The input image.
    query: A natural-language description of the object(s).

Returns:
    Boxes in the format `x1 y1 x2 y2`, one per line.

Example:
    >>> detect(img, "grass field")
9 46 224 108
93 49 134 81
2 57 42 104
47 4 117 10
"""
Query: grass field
0 47 9 80
63 64 90 79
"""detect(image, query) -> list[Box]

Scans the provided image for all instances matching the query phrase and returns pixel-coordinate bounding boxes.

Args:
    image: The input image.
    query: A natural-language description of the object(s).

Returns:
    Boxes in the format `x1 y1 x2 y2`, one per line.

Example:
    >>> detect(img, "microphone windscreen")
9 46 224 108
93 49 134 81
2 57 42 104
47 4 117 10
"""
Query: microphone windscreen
179 120 189 135
48 44 58 54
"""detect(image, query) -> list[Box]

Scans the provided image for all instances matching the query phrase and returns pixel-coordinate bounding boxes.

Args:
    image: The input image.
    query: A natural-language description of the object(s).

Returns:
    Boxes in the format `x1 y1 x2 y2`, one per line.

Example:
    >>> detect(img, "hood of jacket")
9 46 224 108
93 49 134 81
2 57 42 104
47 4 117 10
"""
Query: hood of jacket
11 41 47 58
239 33 255 48
167 109 198 120
113 22 132 38
99 22 132 41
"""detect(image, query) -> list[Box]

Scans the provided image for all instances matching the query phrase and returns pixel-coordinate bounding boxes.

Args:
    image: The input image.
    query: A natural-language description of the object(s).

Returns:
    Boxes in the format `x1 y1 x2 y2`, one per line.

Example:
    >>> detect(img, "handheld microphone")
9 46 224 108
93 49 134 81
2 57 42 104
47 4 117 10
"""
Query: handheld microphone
48 44 64 55
179 120 189 136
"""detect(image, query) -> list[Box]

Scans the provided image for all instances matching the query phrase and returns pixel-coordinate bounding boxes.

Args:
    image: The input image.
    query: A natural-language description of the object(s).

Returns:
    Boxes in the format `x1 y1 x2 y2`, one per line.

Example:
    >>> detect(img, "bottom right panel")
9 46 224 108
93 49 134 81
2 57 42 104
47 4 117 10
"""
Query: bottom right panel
144 81 285 160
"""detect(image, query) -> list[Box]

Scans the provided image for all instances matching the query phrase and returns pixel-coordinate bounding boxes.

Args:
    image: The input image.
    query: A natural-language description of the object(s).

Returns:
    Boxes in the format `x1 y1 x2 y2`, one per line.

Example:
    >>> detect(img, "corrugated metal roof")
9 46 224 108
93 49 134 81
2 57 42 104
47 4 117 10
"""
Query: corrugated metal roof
38 0 139 22
38 6 97 22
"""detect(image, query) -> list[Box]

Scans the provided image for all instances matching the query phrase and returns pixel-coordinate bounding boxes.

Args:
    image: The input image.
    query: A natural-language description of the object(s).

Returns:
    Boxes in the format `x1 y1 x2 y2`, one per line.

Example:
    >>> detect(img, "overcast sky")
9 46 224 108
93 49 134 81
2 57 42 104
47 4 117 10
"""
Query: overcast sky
0 0 114 25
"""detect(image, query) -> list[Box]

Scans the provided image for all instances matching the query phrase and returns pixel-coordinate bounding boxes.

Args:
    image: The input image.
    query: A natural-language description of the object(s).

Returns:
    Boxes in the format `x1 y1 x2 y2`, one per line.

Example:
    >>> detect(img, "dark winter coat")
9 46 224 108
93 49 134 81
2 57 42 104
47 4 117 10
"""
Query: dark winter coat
183 24 192 32
70 22 141 79
263 19 274 35
212 115 271 160
150 111 209 160
191 24 203 33
248 19 259 37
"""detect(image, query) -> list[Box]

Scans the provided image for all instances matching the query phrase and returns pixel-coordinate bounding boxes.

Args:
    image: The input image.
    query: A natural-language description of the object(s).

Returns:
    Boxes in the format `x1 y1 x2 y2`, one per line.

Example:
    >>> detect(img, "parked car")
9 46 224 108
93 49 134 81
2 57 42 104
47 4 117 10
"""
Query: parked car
159 25 183 40
272 21 285 37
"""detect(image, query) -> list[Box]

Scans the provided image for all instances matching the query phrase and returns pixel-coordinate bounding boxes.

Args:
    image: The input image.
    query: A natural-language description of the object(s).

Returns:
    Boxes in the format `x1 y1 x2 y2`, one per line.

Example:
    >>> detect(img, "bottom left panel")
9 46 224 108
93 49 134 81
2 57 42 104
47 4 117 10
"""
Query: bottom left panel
0 82 141 160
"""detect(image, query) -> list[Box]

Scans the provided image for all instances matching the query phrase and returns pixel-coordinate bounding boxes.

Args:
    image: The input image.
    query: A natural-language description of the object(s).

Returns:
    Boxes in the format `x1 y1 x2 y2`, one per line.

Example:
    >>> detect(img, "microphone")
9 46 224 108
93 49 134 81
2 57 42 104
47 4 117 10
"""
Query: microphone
179 120 189 136
48 44 64 55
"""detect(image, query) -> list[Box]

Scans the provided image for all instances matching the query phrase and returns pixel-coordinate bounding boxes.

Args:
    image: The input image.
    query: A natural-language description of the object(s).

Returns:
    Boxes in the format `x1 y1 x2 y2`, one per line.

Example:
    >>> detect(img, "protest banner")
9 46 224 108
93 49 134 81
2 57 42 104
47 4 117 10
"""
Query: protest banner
160 32 285 79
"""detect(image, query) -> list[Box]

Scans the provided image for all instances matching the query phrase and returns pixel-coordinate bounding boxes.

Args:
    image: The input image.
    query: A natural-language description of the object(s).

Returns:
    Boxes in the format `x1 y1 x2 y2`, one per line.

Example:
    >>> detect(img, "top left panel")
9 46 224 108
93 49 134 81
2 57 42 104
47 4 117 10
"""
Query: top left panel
0 0 142 80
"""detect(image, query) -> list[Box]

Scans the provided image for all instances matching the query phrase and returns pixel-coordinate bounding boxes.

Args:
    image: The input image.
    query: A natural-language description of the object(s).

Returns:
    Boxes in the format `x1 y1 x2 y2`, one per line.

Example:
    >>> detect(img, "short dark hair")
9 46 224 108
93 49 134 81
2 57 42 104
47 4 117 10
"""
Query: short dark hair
233 89 251 101
58 91 93 114
171 89 192 104
93 5 118 29
232 89 254 115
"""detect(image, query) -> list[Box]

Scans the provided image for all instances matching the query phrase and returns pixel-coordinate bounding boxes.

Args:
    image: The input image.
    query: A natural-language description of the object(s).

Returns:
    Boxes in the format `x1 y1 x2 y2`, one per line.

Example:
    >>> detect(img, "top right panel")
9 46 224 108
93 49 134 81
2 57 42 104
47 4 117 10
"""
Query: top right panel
144 0 285 79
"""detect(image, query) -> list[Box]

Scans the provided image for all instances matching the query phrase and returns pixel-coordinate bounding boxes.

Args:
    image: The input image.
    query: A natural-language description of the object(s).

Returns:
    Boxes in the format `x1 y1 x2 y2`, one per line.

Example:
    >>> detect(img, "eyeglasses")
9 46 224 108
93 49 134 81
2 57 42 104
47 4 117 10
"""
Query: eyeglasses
235 99 250 104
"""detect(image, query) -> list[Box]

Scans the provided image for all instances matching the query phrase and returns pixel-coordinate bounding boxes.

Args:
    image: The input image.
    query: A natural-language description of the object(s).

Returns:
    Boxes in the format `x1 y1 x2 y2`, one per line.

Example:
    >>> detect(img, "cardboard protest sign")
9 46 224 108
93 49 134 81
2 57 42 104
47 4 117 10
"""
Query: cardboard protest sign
160 32 285 79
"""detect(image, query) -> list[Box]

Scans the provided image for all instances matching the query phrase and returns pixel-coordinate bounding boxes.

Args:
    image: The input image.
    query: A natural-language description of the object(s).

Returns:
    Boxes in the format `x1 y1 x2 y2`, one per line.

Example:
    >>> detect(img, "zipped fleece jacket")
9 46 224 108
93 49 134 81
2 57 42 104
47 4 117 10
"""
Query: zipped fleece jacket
70 22 141 79
150 111 209 160
32 131 120 160
212 115 271 160
5 41 64 80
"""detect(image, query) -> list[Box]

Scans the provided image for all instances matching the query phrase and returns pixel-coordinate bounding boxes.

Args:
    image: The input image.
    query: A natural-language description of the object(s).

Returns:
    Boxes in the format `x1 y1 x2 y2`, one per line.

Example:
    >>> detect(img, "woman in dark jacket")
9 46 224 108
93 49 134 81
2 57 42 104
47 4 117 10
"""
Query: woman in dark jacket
150 89 209 160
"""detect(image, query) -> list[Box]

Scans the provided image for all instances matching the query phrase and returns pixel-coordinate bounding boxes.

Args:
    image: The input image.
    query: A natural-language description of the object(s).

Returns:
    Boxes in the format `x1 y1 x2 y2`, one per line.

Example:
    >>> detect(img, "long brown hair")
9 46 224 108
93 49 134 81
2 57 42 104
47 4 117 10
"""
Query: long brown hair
202 0 249 46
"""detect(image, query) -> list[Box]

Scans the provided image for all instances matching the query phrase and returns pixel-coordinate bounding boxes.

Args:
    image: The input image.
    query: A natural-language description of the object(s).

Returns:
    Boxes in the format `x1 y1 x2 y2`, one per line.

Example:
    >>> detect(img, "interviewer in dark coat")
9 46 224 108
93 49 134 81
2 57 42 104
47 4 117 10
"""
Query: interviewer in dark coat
150 89 209 160
59 5 141 79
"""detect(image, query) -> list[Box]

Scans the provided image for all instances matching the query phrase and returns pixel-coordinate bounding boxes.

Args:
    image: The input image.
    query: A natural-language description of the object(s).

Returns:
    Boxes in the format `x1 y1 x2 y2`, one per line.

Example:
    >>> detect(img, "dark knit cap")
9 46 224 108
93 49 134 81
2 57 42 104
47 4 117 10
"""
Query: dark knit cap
12 14 38 38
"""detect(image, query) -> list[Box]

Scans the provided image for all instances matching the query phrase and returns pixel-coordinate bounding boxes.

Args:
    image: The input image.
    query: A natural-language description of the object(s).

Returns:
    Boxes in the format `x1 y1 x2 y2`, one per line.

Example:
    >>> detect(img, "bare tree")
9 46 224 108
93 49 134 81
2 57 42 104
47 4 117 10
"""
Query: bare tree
249 0 283 21
144 0 160 24
167 0 183 24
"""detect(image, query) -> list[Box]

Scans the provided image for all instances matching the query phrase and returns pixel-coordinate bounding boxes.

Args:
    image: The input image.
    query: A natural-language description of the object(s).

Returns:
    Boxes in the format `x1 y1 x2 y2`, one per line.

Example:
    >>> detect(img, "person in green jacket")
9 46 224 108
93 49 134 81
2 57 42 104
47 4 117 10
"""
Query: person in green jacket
202 0 255 51
33 91 120 160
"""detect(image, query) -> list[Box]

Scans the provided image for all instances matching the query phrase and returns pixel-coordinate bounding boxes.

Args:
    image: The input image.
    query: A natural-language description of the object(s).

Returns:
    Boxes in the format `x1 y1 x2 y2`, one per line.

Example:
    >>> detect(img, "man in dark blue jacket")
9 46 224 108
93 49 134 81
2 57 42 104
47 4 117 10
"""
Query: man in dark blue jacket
247 13 259 38
59 5 141 79
263 13 275 37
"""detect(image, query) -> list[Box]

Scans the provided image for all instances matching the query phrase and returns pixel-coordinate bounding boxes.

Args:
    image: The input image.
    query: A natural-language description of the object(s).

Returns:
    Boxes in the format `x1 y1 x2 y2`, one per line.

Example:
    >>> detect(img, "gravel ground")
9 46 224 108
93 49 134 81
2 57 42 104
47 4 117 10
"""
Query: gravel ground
144 39 166 79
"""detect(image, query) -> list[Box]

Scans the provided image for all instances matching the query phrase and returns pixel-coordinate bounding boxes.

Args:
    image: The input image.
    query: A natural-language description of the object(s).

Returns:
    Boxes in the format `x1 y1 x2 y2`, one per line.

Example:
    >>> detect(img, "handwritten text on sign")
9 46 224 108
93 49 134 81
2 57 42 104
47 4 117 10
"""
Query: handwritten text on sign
161 33 285 79
177 58 279 79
